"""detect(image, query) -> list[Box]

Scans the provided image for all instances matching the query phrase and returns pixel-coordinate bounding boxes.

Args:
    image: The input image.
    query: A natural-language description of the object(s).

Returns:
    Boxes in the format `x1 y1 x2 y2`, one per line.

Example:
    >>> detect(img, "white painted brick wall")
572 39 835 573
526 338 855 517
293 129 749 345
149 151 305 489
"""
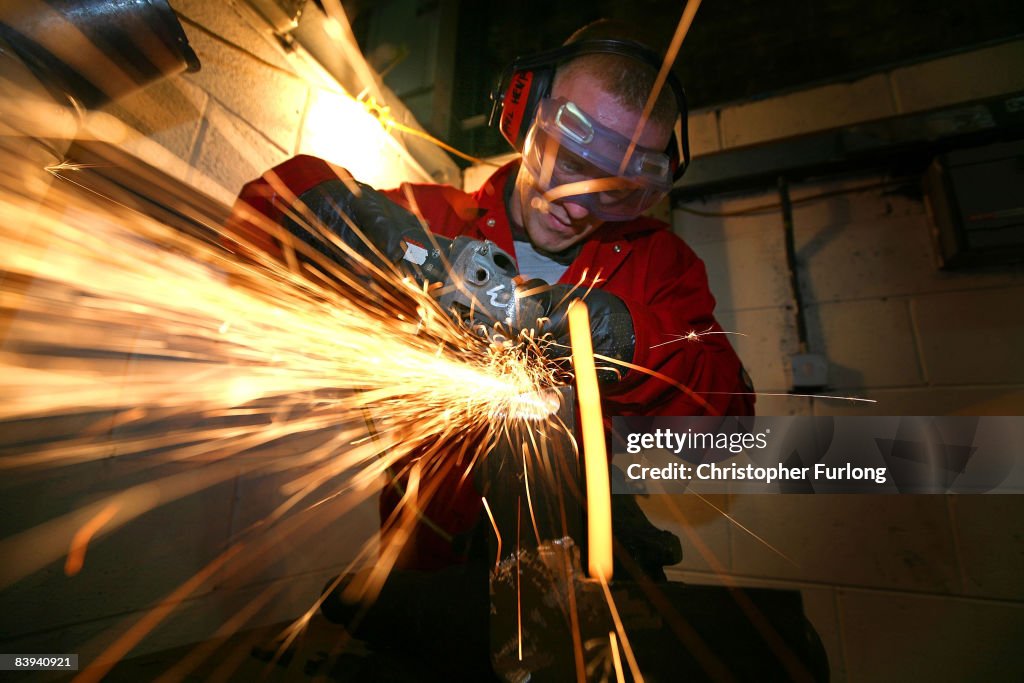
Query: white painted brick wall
716 306 799 392
890 40 1024 114
180 29 308 156
951 496 1024 601
912 287 1024 386
719 75 896 148
687 109 721 157
105 79 208 162
838 588 1024 682
188 100 292 202
679 38 1024 157
671 167 1023 682
674 204 792 312
727 495 961 592
807 298 925 389
813 385 1024 416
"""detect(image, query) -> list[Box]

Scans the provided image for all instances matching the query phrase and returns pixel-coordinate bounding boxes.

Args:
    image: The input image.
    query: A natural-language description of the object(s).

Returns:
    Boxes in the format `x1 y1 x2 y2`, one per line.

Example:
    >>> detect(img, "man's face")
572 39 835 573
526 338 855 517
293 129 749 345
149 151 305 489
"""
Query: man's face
509 70 673 254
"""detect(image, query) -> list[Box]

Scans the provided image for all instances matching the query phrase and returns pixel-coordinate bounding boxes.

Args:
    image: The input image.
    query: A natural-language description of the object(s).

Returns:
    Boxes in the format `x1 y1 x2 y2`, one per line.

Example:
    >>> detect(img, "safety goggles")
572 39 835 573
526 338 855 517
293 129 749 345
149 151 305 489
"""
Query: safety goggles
521 97 673 221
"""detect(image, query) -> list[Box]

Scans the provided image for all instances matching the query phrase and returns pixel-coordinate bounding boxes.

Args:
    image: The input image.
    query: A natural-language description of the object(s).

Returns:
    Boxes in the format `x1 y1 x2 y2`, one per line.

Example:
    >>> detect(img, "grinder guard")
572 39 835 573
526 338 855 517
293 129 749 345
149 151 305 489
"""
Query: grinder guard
433 237 547 336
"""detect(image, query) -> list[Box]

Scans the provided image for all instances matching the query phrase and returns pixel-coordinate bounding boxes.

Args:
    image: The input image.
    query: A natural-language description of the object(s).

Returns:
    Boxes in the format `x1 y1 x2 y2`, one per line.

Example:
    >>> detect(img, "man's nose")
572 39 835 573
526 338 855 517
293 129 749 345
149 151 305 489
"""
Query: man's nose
561 200 589 221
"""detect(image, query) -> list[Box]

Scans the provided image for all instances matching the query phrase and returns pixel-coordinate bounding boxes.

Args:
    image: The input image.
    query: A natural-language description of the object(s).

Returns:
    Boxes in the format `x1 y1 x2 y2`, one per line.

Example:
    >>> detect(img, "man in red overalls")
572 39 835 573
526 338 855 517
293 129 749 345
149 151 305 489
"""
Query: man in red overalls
226 21 753 582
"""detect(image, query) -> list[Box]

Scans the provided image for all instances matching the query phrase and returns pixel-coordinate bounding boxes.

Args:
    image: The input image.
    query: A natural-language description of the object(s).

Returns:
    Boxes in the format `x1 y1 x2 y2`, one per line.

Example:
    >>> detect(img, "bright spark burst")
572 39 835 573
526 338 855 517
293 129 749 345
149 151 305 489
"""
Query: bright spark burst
649 326 749 349
0 153 563 587
44 159 101 176
0 108 582 683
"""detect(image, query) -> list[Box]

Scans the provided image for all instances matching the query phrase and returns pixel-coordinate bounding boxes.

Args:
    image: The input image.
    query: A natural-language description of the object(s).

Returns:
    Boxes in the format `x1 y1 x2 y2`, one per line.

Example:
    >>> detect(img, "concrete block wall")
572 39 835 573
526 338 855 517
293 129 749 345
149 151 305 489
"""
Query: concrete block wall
106 0 458 206
663 175 1024 681
650 38 1024 683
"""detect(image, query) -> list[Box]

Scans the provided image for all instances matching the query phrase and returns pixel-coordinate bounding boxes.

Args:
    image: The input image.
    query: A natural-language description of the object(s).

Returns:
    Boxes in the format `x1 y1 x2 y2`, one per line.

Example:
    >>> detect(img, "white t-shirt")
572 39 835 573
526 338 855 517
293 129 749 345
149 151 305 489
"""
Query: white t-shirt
513 240 570 284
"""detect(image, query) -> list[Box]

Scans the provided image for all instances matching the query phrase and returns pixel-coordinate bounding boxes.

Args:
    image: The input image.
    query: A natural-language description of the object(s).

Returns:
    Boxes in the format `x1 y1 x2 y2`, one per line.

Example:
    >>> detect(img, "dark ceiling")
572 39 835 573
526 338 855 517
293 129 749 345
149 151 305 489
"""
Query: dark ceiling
345 0 1024 163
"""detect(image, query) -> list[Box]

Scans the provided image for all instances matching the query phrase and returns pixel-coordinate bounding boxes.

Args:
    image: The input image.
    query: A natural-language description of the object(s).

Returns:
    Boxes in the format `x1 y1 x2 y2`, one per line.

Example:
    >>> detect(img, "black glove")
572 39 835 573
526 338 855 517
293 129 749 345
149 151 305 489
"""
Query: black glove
531 283 636 383
281 177 455 286
283 179 538 331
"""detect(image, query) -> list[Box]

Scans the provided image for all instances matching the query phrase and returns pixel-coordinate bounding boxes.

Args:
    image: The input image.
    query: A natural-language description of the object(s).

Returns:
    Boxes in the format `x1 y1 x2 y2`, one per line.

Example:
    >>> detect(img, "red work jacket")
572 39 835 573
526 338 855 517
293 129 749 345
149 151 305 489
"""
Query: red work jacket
227 155 754 568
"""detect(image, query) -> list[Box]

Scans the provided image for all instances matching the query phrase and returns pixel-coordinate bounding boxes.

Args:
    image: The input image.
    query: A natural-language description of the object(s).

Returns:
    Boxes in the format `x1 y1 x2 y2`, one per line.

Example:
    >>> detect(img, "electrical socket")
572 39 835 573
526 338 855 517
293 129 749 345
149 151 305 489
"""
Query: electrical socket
790 353 828 390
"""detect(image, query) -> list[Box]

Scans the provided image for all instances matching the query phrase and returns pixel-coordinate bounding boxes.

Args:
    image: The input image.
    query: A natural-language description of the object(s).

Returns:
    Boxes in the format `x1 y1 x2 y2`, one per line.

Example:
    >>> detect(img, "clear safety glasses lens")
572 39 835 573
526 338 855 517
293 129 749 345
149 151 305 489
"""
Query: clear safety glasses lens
521 98 672 220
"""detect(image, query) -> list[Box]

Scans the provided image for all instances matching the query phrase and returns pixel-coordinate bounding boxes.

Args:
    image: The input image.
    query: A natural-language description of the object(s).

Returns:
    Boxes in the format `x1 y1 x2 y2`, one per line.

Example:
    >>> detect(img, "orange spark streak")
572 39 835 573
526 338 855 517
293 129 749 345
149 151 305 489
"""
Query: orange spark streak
517 495 523 662
541 177 639 204
690 491 798 567
538 129 561 191
568 301 612 580
593 353 719 415
64 501 120 576
481 495 502 569
598 575 644 683
619 0 703 174
522 450 541 545
557 499 587 683
609 631 626 683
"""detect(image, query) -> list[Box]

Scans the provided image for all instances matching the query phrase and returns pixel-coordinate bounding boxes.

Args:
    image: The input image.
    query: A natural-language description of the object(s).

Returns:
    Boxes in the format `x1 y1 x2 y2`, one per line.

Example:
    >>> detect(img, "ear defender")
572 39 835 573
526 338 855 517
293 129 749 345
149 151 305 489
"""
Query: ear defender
489 39 691 181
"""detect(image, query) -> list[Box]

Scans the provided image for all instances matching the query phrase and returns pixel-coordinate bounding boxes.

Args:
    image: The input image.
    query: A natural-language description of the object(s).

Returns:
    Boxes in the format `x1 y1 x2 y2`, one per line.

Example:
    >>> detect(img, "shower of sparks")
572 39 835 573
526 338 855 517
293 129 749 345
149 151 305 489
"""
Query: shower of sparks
0 172 554 449
0 122 575 678
0 15 872 672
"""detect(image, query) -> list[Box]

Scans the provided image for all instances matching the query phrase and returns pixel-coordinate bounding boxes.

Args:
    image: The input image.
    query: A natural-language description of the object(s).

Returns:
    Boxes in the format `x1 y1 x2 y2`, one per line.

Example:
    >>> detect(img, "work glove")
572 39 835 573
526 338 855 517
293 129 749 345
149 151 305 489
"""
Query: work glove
285 179 538 331
529 283 636 383
282 178 455 286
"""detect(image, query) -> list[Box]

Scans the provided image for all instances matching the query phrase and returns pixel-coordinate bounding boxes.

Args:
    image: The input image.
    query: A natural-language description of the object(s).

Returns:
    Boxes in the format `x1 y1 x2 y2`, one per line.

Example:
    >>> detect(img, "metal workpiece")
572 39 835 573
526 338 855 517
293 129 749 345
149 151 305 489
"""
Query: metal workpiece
436 237 547 333
489 539 610 682
479 385 593 681
491 553 831 682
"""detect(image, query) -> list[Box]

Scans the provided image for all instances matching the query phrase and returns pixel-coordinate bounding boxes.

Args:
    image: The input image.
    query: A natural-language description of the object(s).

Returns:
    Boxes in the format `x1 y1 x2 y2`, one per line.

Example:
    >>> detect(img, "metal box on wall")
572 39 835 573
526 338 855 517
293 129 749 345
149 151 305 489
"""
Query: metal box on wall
925 139 1024 268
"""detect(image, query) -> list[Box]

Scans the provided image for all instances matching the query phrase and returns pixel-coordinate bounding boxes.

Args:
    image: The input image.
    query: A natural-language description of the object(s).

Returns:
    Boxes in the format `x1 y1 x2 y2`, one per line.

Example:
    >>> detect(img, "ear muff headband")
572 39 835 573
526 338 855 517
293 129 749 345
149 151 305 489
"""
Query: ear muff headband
490 39 690 181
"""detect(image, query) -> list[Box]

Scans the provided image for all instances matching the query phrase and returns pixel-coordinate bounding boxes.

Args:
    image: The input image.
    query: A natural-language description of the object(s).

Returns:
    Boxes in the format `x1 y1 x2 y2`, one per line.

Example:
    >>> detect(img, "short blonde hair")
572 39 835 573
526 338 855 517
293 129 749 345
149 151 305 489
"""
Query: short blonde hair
553 20 679 128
